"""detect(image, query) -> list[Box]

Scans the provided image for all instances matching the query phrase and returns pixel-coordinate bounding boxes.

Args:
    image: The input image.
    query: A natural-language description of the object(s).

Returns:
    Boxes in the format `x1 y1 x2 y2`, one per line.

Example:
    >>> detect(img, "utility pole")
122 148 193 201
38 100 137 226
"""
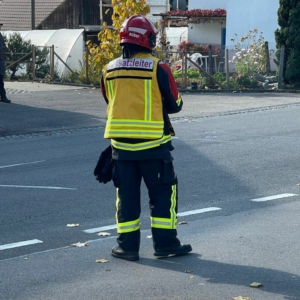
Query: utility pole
99 0 103 26
31 0 35 30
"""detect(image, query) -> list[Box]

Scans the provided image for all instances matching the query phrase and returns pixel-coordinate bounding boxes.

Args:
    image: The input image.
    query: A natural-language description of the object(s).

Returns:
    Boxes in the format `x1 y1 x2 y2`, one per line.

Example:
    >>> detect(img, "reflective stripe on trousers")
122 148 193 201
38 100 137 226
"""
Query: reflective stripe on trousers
150 184 177 229
116 188 141 233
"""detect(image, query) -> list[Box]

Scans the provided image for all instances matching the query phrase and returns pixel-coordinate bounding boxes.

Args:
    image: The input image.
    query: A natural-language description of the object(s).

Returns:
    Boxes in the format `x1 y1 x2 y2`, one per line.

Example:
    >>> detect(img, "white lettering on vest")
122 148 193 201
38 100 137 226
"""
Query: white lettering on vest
108 58 154 70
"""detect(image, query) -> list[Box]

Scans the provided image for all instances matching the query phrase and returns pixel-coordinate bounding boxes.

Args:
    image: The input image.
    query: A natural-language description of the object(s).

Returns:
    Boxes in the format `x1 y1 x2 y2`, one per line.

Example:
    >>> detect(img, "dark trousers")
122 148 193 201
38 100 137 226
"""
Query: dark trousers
112 158 180 252
0 75 6 98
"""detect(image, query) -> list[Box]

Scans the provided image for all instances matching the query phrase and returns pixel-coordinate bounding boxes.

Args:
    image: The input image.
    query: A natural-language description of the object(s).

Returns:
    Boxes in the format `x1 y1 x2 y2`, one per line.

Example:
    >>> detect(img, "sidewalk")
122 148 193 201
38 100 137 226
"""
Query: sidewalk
0 82 105 137
1 81 300 137
4 81 90 92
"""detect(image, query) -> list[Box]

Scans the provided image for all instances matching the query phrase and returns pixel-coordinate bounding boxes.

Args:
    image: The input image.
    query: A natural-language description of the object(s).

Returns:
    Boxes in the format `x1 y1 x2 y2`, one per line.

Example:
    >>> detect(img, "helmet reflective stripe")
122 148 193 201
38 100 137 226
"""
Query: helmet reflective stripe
128 27 147 34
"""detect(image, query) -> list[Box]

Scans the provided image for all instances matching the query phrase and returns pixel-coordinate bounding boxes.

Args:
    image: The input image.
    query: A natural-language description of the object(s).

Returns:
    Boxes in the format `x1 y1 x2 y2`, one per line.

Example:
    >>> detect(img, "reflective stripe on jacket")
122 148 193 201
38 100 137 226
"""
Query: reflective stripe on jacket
103 53 165 143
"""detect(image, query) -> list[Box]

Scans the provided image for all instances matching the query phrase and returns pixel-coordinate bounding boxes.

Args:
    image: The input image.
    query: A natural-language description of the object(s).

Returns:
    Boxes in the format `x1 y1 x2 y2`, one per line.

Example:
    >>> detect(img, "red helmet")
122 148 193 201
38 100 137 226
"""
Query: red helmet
120 15 159 50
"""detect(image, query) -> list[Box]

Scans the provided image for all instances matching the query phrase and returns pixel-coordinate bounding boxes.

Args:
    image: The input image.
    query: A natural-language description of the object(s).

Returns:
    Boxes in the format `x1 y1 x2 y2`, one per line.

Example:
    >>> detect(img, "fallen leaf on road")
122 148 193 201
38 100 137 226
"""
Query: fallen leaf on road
233 297 251 300
178 221 188 225
67 223 80 227
71 242 89 247
250 282 263 288
96 259 109 263
189 275 194 279
97 232 111 236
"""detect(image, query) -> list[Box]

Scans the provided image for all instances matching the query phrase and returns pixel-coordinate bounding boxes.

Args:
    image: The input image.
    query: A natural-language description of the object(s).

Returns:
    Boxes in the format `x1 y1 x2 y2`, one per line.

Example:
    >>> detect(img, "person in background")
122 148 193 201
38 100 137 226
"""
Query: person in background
99 14 192 261
0 22 11 103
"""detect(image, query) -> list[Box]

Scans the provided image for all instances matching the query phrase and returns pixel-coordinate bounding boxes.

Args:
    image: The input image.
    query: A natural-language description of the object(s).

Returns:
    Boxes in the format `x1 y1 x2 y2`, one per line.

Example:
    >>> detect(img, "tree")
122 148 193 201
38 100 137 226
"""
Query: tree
2 32 31 79
275 0 300 86
3 32 51 80
86 0 150 75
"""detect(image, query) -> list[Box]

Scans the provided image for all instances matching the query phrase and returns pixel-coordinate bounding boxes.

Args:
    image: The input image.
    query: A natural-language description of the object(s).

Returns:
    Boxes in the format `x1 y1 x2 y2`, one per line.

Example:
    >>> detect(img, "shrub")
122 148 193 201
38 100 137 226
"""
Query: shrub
230 29 268 77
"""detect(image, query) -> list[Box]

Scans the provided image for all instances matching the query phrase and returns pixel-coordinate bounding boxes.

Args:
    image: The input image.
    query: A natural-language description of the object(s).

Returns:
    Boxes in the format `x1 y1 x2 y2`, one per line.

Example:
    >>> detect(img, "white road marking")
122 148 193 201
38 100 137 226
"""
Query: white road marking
0 239 43 251
251 193 298 202
0 185 77 190
0 160 45 169
177 207 222 217
84 224 117 234
83 207 221 234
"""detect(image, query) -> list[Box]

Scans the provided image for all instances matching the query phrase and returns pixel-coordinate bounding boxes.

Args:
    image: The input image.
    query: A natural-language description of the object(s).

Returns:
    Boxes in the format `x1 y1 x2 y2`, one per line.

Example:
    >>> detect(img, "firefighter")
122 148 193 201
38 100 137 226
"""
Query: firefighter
100 14 192 261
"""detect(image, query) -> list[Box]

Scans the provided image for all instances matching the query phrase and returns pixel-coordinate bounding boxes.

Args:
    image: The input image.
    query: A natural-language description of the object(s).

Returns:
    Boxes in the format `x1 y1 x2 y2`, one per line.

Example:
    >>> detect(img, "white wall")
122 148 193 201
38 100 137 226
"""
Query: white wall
189 0 227 10
188 23 224 45
147 0 169 23
165 27 188 47
188 0 279 49
226 0 279 49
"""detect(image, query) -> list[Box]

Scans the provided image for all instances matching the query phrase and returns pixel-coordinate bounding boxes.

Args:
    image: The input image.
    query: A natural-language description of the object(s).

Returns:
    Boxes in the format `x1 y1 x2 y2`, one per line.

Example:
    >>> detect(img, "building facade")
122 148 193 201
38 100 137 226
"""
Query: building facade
0 0 170 31
188 0 279 48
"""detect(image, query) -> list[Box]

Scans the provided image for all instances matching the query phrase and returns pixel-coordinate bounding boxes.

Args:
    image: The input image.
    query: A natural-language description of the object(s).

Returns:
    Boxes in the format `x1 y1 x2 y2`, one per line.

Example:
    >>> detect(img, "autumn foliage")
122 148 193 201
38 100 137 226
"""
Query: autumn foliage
86 0 150 75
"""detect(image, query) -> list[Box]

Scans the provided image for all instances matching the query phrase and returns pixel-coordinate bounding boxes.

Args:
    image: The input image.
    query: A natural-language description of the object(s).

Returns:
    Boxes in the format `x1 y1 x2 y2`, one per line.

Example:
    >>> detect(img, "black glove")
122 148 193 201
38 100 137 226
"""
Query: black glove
94 145 113 184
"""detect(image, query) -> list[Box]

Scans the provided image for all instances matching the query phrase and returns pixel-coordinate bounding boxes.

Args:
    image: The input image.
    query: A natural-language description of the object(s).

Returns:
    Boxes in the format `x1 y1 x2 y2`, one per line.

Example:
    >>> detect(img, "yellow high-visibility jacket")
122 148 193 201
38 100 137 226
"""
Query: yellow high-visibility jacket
102 52 171 151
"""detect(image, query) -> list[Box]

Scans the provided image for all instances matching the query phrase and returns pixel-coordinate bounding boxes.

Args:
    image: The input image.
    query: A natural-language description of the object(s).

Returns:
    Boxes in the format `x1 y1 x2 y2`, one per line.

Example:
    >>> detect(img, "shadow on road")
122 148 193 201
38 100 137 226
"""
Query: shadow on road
138 254 300 300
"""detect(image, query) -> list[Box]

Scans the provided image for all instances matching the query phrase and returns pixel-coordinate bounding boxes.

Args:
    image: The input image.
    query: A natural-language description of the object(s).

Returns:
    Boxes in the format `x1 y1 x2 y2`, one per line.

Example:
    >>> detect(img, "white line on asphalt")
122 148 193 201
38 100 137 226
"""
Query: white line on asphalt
83 207 222 234
251 193 298 202
83 224 117 234
0 185 77 190
0 239 43 251
0 160 46 169
177 207 222 217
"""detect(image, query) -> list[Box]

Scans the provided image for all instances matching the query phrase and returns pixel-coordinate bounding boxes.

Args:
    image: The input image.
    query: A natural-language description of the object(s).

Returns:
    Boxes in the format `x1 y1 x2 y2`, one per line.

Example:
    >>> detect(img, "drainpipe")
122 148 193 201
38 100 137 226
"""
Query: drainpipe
31 0 35 29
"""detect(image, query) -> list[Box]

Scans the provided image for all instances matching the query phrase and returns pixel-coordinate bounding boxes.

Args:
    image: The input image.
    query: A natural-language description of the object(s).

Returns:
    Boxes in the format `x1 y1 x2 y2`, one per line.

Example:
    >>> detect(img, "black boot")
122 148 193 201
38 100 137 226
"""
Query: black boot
1 97 11 103
111 246 139 261
154 244 192 257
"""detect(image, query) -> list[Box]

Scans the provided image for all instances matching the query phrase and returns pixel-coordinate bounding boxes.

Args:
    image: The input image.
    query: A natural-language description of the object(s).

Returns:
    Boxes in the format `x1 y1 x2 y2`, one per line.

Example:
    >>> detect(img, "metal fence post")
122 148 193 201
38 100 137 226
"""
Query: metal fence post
265 41 271 74
278 45 285 89
225 48 229 89
183 52 187 89
208 44 213 75
31 45 36 80
86 46 89 84
50 45 55 82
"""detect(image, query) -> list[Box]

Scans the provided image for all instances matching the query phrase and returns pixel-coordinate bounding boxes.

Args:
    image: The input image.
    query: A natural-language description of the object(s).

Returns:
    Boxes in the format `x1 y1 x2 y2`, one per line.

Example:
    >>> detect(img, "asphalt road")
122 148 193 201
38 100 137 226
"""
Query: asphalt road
0 82 300 300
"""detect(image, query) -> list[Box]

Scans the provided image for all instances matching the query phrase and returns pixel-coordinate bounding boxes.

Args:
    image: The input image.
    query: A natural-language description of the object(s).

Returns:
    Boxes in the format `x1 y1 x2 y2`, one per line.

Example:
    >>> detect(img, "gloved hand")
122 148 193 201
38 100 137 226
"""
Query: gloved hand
94 145 113 184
